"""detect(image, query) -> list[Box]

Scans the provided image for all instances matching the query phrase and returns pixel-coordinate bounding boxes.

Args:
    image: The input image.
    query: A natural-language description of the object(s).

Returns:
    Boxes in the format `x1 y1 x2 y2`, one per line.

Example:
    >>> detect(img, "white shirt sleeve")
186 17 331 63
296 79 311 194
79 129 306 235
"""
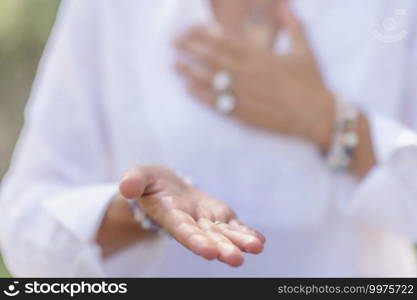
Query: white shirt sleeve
341 115 417 240
0 0 165 277
339 28 417 241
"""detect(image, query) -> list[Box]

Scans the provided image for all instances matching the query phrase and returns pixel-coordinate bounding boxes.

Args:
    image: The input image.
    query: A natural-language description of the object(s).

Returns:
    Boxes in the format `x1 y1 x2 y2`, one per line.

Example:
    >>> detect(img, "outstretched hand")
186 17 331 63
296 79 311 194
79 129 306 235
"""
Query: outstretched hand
119 166 265 267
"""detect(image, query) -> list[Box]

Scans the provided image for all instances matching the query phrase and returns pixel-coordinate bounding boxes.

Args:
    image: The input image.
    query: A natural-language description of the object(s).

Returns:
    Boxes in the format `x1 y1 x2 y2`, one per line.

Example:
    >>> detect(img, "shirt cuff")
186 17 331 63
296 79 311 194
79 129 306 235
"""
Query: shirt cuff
368 113 417 164
40 183 169 276
339 113 417 239
345 163 417 239
41 183 118 245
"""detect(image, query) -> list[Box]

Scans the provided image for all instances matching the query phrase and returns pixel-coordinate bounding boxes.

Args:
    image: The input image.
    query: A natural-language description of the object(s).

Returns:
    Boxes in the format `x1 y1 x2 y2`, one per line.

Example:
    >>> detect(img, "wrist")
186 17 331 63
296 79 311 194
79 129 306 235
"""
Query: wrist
349 114 377 177
306 89 336 151
126 198 163 233
96 195 154 257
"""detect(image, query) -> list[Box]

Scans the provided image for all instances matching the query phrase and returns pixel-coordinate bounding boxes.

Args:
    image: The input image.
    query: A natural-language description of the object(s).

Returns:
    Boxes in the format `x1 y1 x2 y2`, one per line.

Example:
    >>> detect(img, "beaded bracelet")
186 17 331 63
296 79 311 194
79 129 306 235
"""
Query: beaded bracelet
126 199 162 233
325 97 359 172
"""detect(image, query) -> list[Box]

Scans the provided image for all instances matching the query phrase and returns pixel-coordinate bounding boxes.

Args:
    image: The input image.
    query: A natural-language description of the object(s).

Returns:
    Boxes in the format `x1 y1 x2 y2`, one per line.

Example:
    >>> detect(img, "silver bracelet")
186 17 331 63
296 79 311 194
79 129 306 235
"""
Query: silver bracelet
126 199 162 233
325 96 359 172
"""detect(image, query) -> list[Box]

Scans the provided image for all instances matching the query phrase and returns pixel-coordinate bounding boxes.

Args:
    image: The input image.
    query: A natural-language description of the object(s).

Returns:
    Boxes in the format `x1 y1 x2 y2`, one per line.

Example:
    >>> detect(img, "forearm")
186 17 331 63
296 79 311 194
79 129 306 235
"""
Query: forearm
96 194 156 258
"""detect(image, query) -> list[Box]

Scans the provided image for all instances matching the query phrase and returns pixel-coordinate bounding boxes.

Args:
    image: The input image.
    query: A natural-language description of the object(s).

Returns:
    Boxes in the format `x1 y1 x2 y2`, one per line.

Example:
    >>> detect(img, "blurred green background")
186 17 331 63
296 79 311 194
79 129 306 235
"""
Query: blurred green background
0 0 61 277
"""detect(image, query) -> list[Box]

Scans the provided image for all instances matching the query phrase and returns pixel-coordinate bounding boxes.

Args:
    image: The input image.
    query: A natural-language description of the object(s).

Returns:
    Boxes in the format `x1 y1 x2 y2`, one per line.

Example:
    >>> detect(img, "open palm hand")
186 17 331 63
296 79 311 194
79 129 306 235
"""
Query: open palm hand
119 166 265 267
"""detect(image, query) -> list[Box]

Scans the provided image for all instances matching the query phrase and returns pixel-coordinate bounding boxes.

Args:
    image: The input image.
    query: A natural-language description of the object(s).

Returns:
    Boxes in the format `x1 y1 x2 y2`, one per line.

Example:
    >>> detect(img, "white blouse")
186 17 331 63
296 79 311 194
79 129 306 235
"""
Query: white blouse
1 0 417 277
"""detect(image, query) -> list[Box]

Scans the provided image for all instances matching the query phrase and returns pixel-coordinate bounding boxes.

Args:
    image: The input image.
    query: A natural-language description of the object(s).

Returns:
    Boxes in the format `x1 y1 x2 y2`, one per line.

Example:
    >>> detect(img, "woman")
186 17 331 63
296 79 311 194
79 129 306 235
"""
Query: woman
1 0 417 277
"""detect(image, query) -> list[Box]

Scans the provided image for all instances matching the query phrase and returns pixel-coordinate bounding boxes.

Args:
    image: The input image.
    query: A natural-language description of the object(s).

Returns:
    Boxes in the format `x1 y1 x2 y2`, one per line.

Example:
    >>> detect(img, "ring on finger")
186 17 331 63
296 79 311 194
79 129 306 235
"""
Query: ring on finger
211 70 236 115
212 70 232 92
216 92 236 115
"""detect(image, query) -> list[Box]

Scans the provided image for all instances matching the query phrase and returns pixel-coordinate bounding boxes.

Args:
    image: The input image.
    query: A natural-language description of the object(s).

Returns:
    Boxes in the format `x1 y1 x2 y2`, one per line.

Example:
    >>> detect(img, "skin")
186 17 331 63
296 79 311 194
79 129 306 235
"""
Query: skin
97 0 376 266
97 166 265 266
175 0 376 176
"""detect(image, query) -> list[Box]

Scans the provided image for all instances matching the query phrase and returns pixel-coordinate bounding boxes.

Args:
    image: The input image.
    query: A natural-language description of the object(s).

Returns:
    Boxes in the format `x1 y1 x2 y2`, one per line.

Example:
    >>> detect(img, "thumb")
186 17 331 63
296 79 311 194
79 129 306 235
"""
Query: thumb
119 166 155 199
277 0 309 51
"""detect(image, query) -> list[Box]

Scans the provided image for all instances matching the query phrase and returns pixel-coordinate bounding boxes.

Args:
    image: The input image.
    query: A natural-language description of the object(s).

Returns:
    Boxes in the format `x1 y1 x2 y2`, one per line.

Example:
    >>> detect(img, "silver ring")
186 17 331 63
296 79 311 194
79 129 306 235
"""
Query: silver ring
216 92 236 115
212 70 232 92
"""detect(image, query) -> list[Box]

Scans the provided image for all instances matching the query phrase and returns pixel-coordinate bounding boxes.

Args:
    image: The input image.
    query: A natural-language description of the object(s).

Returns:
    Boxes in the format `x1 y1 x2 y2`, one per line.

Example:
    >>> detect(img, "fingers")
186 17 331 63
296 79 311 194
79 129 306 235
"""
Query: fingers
187 25 247 59
229 219 266 244
164 210 264 267
163 209 219 260
195 194 235 223
175 61 214 88
174 61 217 109
175 25 246 71
182 78 256 124
277 0 309 52
198 218 244 267
119 166 156 199
187 80 216 107
176 38 235 70
216 223 264 254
